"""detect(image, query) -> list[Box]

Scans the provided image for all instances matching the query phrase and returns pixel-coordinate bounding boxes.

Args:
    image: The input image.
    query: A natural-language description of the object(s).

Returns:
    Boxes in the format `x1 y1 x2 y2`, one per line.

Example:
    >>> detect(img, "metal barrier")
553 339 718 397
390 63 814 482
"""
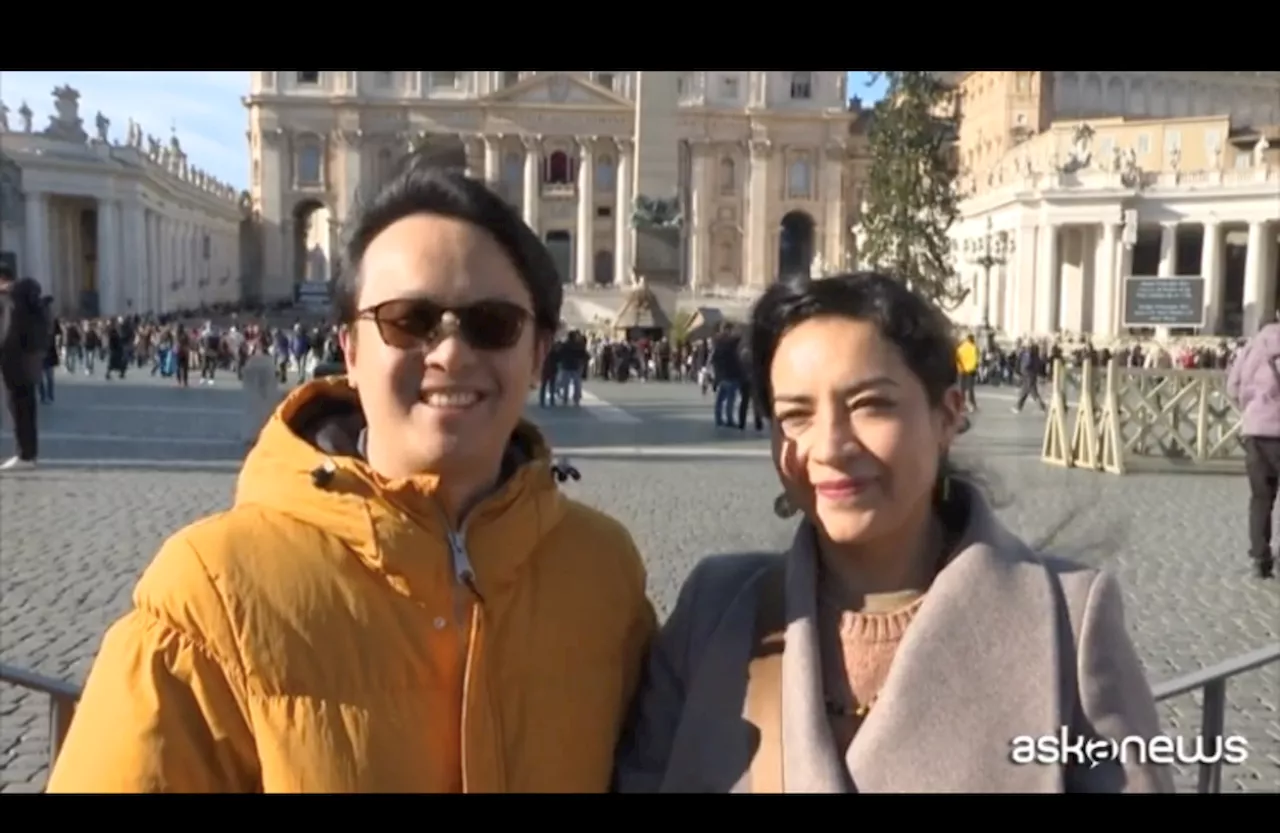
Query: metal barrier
1150 642 1280 794
1041 358 1244 475
0 663 80 771
5 644 1280 792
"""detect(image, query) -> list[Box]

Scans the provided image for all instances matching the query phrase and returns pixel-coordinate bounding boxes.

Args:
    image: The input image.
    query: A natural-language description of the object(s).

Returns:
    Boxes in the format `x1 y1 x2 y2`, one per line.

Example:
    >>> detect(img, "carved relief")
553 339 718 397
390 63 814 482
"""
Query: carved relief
748 138 772 160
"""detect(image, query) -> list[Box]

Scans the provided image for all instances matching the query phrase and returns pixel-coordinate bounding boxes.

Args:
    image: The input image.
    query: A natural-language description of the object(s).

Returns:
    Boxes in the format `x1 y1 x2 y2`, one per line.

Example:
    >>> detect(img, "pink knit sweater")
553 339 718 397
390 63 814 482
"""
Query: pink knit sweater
817 583 926 753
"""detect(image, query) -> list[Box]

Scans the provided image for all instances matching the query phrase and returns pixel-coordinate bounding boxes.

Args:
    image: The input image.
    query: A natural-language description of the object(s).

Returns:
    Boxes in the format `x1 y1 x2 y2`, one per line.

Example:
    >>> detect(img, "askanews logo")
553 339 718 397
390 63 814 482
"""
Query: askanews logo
1010 728 1250 769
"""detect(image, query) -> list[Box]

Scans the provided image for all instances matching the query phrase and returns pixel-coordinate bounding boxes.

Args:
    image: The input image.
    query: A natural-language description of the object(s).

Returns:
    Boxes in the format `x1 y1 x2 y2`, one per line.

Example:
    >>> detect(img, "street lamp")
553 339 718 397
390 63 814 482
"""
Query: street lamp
966 216 1007 331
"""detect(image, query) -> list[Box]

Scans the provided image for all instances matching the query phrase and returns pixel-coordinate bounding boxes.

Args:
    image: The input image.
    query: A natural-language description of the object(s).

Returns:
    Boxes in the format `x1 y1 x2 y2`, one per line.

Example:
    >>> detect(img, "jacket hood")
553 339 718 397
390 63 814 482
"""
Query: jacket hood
1252 322 1280 353
235 377 567 599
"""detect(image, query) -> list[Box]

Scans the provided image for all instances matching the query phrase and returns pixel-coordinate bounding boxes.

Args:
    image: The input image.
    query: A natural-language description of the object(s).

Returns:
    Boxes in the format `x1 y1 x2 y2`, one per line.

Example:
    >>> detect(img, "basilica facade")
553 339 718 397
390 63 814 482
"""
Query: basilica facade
243 71 863 304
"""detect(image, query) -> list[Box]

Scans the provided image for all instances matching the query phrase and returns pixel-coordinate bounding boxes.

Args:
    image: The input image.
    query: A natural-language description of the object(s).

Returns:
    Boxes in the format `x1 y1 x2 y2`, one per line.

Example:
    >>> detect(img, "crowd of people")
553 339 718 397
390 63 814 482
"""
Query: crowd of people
43 316 343 395
0 272 345 469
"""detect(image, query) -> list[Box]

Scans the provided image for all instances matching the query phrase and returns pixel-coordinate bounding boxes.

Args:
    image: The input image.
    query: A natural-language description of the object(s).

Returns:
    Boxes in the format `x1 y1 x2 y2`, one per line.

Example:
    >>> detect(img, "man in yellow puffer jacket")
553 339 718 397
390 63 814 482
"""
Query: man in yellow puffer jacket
48 161 656 793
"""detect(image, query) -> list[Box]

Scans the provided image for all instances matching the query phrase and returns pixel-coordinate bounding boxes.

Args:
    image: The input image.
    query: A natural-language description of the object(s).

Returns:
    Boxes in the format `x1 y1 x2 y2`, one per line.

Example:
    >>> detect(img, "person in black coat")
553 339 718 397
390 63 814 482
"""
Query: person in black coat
0 271 49 468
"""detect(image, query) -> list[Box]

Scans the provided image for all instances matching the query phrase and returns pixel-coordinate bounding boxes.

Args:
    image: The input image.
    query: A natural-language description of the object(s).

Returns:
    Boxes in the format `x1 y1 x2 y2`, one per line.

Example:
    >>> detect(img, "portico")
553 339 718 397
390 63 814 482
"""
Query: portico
955 166 1280 339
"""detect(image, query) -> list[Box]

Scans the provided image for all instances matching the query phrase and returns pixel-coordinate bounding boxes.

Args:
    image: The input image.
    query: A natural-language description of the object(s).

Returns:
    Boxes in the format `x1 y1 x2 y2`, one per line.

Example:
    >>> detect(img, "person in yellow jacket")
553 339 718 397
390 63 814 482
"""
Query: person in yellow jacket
955 333 980 412
47 161 656 793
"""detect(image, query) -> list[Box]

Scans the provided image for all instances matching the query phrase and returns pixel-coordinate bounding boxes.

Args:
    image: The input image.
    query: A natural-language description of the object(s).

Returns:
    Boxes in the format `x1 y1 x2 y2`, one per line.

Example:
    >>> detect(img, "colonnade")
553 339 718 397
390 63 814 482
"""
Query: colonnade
966 216 1277 337
21 190 239 317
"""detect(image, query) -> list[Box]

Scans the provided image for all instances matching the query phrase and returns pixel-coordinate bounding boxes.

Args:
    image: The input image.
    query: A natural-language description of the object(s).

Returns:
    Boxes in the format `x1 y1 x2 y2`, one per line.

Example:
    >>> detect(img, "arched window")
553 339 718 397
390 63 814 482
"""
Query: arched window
296 138 323 187
545 150 571 184
502 152 522 185
501 152 523 202
787 157 811 199
789 71 812 100
719 157 736 195
596 155 615 191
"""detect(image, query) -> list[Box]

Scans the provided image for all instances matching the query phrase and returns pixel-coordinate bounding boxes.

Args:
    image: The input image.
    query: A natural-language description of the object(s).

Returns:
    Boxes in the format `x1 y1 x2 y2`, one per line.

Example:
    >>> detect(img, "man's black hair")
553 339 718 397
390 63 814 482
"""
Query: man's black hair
334 156 562 334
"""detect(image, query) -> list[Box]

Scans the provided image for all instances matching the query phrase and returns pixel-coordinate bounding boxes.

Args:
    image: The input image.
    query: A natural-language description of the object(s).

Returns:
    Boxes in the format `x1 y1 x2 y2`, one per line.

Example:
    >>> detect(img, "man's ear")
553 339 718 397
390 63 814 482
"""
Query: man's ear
339 325 356 366
532 331 551 378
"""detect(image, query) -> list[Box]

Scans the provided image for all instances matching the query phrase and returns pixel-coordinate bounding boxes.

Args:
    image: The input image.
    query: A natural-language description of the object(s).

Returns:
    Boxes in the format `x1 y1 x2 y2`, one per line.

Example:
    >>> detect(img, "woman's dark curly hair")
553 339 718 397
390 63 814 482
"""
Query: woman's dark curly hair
748 271 959 410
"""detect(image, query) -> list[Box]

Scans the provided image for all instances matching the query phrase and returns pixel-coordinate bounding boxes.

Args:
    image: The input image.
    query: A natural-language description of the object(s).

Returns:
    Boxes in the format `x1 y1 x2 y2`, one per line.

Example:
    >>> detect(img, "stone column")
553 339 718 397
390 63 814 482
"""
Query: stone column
521 135 541 232
148 212 161 313
120 202 146 312
1094 223 1119 337
1243 220 1272 334
159 216 172 312
746 138 773 288
574 137 597 286
687 139 711 292
1033 224 1059 334
483 136 501 187
336 130 364 220
1153 222 1179 339
22 191 50 296
1116 239 1135 330
614 138 633 286
1199 221 1222 333
96 199 120 316
1157 222 1177 275
463 136 484 180
143 212 153 313
822 141 846 268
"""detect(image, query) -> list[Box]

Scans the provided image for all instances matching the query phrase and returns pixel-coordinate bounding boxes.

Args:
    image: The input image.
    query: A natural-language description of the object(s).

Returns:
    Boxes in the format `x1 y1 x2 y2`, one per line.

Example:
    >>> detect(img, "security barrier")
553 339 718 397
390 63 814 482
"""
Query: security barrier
1041 358 1244 475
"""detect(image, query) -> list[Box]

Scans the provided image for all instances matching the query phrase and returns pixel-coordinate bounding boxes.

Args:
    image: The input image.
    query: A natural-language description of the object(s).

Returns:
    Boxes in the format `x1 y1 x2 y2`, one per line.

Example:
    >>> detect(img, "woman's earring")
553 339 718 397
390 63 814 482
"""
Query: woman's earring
940 474 952 504
773 492 798 519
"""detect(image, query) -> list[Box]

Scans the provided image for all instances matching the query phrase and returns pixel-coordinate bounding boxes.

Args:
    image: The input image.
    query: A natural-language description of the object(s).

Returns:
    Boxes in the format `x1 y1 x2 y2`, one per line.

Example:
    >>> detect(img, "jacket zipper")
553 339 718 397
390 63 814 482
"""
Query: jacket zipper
447 527 483 793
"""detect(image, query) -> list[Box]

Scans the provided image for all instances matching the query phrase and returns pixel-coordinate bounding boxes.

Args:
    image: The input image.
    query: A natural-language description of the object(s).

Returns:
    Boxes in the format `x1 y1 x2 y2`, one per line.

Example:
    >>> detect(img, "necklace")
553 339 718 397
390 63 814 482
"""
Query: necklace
825 694 876 718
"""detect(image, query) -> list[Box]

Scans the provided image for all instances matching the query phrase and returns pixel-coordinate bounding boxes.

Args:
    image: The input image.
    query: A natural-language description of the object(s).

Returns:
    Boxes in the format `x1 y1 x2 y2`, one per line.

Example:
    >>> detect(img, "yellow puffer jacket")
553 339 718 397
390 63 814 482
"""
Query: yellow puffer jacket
47 378 655 793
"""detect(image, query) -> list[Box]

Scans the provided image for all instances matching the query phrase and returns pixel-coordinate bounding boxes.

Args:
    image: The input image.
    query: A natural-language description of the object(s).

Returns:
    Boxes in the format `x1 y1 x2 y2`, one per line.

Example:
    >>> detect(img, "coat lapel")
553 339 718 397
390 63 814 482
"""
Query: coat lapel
846 496 1067 792
779 526 849 792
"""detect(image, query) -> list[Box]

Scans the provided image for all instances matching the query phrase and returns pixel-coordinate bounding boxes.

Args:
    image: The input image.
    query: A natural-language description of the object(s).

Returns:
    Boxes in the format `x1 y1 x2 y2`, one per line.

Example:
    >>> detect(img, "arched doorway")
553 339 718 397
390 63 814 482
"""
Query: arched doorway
545 230 572 284
778 210 816 279
594 249 614 285
293 200 332 285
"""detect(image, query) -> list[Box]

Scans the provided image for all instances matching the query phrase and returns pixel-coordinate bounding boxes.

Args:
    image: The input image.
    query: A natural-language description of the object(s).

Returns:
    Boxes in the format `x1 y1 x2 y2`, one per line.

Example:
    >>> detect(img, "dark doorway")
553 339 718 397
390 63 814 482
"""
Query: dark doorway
546 231 572 284
778 211 815 280
594 250 614 285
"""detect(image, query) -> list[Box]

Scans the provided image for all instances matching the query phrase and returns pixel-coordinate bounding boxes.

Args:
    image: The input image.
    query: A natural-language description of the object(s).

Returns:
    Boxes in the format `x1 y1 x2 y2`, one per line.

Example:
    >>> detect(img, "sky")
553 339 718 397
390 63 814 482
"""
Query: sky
1 71 887 191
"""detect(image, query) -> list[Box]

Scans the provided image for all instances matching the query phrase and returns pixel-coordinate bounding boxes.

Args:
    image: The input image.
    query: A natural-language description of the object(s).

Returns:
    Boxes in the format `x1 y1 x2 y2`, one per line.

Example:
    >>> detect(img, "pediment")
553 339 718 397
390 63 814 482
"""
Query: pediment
484 73 631 109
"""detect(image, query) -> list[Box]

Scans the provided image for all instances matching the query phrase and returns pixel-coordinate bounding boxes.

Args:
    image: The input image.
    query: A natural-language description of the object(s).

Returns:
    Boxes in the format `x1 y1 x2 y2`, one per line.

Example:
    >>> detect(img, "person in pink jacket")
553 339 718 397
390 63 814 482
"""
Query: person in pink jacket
1226 311 1280 579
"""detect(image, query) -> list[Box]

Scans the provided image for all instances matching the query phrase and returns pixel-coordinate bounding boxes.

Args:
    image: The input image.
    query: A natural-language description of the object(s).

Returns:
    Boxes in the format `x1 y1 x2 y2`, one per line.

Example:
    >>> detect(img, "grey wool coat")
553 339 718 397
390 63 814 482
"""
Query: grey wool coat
614 485 1175 793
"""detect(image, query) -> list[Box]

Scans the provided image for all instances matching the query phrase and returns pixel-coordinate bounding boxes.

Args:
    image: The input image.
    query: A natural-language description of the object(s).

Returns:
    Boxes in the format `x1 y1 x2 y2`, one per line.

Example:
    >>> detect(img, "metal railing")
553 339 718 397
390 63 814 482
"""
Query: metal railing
0 663 80 772
4 643 1279 792
1150 642 1280 794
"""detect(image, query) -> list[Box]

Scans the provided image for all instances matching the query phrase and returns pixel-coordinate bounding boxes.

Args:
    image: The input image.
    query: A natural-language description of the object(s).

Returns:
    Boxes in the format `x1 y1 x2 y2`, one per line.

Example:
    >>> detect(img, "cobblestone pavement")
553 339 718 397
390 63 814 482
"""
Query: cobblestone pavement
2 371 1276 792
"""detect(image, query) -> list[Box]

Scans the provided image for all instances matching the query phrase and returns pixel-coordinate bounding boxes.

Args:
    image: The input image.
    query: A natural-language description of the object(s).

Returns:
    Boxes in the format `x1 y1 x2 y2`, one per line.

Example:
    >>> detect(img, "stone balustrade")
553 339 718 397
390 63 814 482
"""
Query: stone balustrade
0 86 244 208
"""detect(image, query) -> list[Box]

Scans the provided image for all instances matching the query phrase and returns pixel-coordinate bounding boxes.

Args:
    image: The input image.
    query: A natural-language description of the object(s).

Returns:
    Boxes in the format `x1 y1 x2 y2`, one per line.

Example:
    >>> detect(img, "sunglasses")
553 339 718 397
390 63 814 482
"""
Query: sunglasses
355 297 532 352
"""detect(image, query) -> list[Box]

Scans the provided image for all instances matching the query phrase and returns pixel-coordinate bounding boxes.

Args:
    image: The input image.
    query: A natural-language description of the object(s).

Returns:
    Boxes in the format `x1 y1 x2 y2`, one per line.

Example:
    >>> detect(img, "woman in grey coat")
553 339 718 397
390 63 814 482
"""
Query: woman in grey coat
615 272 1173 793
